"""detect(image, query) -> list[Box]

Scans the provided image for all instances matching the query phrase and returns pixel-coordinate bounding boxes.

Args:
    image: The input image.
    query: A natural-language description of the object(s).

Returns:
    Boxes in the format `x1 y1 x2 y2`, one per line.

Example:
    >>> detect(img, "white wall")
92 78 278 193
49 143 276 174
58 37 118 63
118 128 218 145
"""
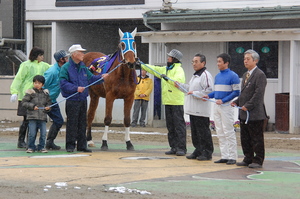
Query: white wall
0 0 13 38
25 0 300 22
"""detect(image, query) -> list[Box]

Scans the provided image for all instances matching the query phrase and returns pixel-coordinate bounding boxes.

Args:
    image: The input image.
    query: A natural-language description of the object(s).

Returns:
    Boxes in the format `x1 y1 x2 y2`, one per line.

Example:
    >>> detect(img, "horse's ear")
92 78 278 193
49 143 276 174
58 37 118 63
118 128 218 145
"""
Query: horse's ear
131 27 137 38
119 28 124 38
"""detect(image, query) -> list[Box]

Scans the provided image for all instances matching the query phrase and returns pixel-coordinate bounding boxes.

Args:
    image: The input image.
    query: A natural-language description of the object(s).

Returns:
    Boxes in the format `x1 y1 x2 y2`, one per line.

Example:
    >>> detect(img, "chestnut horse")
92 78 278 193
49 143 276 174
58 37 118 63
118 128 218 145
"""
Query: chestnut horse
83 28 138 150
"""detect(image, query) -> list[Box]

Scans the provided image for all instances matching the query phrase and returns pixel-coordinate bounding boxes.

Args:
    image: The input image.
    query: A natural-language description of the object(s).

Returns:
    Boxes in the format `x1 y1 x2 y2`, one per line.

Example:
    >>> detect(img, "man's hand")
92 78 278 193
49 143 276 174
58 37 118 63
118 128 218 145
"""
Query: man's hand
216 99 223 105
174 81 179 88
241 106 248 111
230 102 237 107
160 74 168 81
202 95 209 101
135 58 141 69
10 94 18 103
101 73 109 79
77 87 85 93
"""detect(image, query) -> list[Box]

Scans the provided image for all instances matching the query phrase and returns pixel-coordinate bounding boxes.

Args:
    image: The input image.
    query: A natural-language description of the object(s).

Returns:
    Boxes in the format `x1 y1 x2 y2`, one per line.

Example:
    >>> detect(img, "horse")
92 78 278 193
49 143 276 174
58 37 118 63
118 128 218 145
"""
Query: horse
83 28 138 151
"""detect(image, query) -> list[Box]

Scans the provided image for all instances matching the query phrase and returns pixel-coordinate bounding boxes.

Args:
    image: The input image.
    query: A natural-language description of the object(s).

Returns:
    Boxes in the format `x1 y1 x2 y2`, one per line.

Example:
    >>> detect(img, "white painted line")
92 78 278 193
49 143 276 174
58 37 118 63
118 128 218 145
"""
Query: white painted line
30 154 89 158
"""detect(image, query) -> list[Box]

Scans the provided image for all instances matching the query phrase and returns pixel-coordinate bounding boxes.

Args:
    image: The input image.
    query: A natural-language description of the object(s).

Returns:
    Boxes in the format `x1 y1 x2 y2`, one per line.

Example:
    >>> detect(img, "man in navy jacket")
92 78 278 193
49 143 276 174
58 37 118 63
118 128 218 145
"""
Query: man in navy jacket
60 44 108 152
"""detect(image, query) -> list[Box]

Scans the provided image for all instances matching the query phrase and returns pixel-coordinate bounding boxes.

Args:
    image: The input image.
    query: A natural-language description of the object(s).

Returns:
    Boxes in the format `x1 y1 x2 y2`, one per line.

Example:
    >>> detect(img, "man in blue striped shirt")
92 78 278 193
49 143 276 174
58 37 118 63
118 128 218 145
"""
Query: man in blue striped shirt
203 53 240 165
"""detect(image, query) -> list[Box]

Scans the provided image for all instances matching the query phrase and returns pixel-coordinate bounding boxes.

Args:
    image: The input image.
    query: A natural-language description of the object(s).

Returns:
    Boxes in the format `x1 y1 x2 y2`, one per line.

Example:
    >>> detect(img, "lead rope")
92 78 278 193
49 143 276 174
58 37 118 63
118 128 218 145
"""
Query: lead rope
139 61 249 124
38 63 122 110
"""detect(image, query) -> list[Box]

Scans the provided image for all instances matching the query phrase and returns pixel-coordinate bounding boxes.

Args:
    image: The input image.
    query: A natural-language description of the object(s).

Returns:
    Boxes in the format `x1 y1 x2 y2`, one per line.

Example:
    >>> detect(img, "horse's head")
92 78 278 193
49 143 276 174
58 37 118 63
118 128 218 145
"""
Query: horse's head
118 28 137 68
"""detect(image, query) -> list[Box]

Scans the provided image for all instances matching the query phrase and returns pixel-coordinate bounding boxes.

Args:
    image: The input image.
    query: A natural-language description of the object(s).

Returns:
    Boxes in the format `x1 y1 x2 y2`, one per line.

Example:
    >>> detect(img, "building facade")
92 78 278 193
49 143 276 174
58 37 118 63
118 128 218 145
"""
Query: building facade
2 0 300 133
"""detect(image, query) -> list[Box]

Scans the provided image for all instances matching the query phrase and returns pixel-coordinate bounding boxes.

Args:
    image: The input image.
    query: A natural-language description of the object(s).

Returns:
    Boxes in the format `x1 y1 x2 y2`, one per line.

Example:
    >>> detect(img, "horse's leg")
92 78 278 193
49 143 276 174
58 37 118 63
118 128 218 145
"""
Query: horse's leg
124 96 135 151
87 90 100 147
100 94 115 151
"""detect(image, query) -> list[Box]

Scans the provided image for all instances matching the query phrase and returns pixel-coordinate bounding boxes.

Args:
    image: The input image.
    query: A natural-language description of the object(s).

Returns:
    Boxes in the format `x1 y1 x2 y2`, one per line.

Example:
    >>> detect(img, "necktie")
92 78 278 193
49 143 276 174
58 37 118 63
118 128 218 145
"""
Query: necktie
244 72 250 84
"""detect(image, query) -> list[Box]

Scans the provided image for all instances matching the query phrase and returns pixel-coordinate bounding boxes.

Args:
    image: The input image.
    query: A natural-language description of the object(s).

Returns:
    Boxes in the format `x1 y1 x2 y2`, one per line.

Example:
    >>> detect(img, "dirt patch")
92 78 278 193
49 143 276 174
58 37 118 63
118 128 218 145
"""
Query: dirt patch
0 121 300 199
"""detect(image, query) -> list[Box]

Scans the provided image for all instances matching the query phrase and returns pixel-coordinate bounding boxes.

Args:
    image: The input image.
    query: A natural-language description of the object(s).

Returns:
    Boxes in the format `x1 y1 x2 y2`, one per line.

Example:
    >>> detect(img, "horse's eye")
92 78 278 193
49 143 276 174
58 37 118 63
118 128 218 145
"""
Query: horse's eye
132 42 136 50
121 42 126 50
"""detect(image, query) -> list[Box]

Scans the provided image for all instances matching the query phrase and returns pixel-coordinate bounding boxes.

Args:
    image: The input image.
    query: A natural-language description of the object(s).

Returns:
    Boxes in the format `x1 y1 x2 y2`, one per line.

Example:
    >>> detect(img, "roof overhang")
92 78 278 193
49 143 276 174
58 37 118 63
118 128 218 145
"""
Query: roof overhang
143 6 300 24
137 28 300 43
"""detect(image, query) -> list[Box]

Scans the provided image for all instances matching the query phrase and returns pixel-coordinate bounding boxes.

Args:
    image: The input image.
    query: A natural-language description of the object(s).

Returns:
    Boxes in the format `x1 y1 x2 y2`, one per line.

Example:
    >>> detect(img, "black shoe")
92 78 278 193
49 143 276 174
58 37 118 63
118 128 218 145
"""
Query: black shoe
226 159 236 165
46 142 61 150
78 148 92 153
140 124 146 127
186 153 198 159
214 159 228 163
236 161 249 166
165 150 176 155
17 142 26 148
197 155 212 161
176 150 186 156
51 143 61 150
66 149 74 152
248 163 262 168
131 123 136 127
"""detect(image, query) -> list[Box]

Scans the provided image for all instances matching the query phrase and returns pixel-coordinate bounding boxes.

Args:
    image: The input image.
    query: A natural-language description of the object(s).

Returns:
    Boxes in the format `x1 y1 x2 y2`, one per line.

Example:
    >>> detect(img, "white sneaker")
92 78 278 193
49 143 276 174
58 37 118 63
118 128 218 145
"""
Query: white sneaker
26 148 34 153
39 148 48 153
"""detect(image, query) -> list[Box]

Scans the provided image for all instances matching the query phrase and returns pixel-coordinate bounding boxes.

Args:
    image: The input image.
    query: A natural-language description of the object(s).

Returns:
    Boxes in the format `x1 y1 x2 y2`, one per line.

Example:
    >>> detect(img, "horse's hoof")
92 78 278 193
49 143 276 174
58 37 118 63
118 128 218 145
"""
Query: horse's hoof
126 141 134 151
87 140 95 147
101 140 108 151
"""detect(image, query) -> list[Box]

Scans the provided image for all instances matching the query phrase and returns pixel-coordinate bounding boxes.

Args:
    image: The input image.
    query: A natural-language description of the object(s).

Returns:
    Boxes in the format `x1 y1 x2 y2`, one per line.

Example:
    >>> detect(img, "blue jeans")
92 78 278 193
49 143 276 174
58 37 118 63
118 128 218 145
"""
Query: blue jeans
28 120 47 151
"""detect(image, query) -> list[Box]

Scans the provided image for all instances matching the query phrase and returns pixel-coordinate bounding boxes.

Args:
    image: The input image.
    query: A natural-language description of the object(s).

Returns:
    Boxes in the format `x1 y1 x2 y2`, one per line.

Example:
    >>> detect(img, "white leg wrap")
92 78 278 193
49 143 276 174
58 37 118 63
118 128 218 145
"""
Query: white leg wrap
102 126 109 141
87 140 95 147
125 127 130 141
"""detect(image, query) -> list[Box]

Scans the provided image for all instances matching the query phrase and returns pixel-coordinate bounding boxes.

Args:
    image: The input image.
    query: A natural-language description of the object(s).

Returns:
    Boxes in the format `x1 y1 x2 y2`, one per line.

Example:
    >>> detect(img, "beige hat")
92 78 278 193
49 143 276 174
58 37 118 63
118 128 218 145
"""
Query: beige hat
68 44 86 54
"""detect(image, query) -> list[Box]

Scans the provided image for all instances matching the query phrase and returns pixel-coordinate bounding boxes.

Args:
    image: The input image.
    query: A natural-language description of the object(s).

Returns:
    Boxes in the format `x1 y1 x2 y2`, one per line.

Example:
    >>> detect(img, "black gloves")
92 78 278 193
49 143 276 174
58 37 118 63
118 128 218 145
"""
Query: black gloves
135 58 141 69
160 74 168 81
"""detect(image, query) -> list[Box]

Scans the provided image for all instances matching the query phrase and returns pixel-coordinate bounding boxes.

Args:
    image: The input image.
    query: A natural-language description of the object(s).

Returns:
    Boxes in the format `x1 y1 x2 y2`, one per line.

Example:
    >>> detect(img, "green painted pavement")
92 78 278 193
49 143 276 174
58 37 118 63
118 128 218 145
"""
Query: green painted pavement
119 171 300 199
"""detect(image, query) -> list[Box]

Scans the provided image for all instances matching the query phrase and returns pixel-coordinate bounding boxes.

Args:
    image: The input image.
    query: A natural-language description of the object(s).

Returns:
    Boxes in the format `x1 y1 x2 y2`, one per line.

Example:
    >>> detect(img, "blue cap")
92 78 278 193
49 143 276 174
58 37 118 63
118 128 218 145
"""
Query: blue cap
54 50 69 62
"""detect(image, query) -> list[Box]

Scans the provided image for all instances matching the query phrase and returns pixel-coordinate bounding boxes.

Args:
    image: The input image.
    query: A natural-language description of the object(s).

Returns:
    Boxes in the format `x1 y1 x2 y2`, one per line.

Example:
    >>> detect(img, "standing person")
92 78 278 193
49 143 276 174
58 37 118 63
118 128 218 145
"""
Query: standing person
59 44 108 153
203 53 240 165
176 53 214 161
131 69 153 127
10 47 51 148
142 49 187 156
231 49 267 168
22 75 52 153
44 50 69 150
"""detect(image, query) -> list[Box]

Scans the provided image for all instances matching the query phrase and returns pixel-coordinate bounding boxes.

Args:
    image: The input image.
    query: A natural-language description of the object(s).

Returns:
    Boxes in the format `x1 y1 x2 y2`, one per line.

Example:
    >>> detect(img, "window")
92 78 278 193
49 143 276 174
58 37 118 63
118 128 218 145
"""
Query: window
56 0 145 7
228 41 278 78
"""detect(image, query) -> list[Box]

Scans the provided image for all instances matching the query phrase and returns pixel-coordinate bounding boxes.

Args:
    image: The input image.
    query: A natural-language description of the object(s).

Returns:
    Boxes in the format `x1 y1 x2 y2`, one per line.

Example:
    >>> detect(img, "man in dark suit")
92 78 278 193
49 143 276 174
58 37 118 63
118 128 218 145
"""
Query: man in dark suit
231 49 267 168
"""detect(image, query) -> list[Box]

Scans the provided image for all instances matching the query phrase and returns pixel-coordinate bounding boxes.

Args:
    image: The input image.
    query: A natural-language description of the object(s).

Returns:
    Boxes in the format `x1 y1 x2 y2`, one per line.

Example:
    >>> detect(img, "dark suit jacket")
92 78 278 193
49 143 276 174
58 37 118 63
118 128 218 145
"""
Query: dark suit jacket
234 67 267 121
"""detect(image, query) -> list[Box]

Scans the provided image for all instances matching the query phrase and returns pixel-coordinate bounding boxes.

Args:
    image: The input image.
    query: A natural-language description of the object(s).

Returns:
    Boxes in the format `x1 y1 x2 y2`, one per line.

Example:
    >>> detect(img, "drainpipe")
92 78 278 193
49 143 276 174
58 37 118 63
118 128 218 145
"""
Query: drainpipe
0 38 26 46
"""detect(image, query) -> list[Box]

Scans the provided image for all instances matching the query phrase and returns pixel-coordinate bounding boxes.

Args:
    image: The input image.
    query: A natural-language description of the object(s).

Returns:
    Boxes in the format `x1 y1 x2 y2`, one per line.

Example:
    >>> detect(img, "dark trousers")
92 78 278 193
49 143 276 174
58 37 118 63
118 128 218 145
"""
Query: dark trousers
17 101 28 146
190 115 214 158
65 100 88 150
131 99 149 125
47 103 64 142
165 105 186 152
240 120 265 165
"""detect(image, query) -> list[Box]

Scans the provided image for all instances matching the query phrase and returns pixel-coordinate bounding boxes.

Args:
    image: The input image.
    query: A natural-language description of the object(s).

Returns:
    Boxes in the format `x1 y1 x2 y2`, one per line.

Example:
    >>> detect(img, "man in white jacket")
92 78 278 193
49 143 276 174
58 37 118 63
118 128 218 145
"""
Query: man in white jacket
176 53 214 161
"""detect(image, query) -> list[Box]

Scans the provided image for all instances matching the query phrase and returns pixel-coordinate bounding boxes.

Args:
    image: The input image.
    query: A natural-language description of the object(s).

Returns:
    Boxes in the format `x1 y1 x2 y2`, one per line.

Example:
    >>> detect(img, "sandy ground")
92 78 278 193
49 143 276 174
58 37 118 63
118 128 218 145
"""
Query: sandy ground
0 121 299 199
